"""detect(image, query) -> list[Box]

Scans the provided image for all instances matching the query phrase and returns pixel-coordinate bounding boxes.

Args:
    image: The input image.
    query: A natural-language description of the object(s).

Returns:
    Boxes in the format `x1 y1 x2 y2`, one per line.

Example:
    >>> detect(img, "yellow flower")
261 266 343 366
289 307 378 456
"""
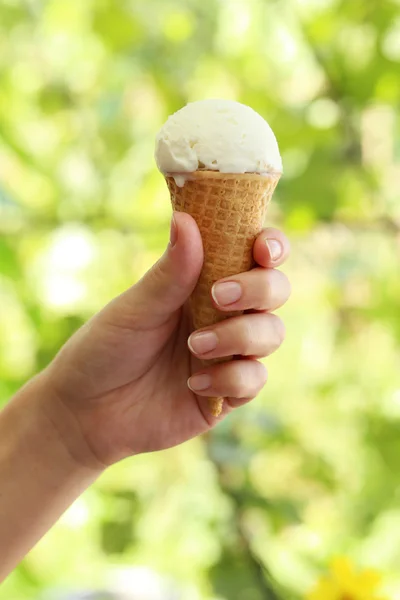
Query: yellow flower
306 557 389 600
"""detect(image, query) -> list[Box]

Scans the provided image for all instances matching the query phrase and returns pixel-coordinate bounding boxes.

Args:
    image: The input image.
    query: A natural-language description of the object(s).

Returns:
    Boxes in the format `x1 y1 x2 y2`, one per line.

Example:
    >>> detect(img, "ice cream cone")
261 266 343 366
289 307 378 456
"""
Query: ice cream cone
166 170 280 417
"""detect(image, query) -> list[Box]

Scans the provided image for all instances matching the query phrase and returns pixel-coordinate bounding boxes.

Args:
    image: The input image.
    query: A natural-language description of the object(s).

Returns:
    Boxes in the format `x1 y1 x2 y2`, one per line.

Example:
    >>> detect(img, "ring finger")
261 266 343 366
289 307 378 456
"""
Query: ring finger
188 313 285 360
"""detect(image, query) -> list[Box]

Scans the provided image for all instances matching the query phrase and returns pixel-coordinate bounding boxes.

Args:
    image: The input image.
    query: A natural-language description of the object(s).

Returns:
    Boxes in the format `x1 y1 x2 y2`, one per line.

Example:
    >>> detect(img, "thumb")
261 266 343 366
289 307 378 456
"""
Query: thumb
106 212 204 329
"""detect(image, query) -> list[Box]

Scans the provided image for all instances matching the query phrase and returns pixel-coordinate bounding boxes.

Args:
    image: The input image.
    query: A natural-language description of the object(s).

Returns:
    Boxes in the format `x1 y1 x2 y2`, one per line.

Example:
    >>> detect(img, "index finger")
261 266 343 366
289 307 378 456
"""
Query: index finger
253 227 290 268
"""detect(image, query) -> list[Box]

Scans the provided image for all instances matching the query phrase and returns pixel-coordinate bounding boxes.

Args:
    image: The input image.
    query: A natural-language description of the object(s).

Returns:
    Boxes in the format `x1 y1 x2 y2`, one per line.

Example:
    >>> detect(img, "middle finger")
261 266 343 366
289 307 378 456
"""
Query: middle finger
211 267 291 313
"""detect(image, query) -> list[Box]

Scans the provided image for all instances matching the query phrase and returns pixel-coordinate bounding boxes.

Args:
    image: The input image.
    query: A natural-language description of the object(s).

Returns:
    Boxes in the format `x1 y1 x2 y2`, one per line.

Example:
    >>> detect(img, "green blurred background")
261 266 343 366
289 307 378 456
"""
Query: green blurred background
1 0 400 598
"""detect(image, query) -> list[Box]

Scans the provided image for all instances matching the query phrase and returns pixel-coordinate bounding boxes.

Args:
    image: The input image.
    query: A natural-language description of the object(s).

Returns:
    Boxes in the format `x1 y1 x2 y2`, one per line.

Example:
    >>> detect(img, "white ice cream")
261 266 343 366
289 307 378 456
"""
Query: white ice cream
155 99 282 185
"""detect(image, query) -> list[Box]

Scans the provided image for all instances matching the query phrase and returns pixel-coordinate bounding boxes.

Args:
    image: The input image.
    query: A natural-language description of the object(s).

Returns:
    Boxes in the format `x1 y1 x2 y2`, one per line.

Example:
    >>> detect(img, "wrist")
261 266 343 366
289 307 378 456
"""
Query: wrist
24 369 106 473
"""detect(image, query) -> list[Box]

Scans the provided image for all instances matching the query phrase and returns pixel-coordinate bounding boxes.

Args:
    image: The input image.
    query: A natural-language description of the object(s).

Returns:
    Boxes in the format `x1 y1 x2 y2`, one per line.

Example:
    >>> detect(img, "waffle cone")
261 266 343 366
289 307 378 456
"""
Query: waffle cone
166 170 280 417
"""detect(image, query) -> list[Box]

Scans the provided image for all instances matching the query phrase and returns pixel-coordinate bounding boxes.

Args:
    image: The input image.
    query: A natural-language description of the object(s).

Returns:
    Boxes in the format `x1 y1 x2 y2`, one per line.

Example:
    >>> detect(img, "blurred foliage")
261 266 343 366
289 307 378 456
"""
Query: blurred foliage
1 0 400 598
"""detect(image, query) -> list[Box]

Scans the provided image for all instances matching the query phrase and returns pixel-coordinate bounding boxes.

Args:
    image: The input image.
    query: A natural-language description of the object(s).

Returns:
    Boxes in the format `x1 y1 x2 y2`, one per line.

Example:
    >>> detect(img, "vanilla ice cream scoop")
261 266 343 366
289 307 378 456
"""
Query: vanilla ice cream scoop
155 99 282 181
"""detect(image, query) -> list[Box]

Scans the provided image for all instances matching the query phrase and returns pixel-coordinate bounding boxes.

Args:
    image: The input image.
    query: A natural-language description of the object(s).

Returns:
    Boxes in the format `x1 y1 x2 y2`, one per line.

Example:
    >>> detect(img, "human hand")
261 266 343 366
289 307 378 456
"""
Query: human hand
43 212 291 468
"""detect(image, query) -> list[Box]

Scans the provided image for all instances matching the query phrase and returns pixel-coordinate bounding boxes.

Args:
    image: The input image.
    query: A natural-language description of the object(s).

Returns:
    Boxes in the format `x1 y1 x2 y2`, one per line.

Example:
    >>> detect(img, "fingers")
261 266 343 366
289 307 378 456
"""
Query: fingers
188 313 285 360
253 227 290 268
188 227 290 419
188 359 267 399
211 267 291 312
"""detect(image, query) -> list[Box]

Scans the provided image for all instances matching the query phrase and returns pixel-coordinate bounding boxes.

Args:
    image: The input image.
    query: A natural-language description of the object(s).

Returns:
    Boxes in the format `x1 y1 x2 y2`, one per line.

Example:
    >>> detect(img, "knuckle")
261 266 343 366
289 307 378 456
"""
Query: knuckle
229 366 247 397
279 271 292 299
228 362 267 398
261 273 273 306
271 315 286 347
239 319 256 355
254 363 268 393
255 314 285 355
269 270 291 307
149 258 168 285
248 367 266 396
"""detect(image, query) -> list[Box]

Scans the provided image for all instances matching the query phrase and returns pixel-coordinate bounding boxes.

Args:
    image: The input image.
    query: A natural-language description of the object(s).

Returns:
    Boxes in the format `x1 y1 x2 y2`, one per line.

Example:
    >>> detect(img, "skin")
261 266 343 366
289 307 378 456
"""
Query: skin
0 212 290 581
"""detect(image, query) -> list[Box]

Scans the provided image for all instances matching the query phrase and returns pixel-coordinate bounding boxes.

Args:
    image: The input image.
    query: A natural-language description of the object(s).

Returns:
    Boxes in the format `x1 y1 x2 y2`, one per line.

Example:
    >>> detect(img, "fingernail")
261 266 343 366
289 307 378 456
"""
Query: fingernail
169 213 177 247
212 281 242 306
266 239 283 261
188 331 218 355
187 374 211 392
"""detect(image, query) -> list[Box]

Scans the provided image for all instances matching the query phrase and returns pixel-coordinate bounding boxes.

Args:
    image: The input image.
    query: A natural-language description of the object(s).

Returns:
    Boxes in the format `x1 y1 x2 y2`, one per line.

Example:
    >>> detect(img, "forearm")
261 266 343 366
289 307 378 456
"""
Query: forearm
0 372 102 581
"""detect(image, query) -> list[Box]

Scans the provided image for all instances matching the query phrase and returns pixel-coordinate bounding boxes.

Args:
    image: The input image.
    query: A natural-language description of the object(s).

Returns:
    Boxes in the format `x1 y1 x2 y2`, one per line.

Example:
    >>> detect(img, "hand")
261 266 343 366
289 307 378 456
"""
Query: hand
43 212 291 468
